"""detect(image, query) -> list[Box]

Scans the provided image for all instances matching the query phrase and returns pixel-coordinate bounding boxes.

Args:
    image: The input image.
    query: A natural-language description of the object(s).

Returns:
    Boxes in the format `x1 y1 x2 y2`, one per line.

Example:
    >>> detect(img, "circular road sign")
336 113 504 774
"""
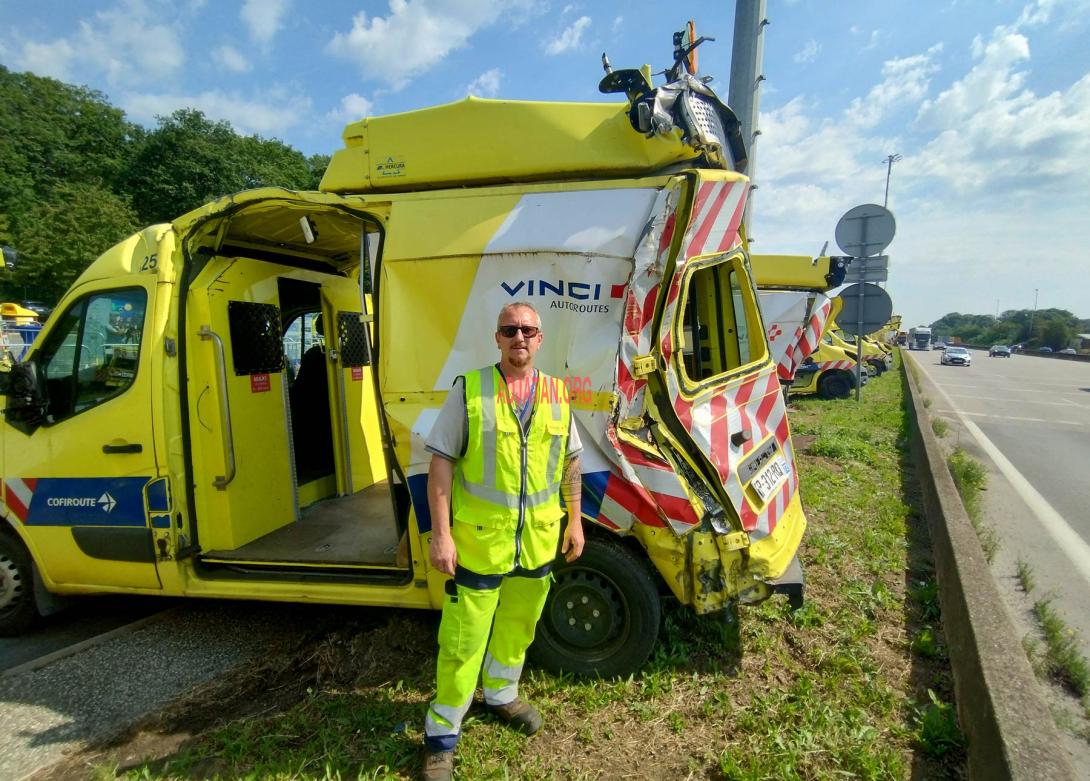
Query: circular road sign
834 204 896 257
836 282 893 336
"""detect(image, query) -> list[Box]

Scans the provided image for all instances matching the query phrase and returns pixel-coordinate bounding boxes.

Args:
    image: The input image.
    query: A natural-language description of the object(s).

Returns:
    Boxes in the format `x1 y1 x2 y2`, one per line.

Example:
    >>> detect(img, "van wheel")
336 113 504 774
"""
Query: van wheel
0 530 37 637
868 359 885 376
819 373 851 399
529 537 660 677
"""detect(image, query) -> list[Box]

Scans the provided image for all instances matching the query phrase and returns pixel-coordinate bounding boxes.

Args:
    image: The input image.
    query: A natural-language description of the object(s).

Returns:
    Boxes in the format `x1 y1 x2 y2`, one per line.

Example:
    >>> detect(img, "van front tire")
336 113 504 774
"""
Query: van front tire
0 530 37 637
529 537 661 678
819 373 851 399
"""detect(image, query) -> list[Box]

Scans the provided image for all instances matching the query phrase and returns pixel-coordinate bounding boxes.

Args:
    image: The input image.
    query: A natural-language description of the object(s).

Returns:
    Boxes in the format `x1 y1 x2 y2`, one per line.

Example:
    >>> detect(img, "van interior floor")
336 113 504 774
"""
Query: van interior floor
202 481 403 567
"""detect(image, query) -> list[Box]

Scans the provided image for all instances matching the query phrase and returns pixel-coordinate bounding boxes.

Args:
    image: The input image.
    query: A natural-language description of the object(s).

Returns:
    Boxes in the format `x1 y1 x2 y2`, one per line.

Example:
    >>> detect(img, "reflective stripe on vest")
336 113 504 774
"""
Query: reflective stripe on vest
452 366 570 573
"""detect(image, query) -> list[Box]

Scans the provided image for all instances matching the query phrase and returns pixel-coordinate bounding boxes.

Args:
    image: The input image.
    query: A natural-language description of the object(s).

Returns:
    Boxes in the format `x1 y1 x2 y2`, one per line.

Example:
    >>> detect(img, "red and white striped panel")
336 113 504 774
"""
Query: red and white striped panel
788 295 833 370
617 186 679 416
813 359 854 372
654 176 799 538
3 478 36 523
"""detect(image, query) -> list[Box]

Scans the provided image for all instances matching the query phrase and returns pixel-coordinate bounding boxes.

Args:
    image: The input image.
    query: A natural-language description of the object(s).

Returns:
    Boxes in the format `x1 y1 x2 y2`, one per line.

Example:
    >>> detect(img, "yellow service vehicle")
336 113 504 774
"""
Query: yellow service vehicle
0 30 807 675
750 255 866 400
826 323 891 377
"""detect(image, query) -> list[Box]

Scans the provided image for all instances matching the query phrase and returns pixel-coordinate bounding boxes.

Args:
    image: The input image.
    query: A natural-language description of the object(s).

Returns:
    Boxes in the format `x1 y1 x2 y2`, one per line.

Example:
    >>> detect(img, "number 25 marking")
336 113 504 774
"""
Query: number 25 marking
140 254 158 272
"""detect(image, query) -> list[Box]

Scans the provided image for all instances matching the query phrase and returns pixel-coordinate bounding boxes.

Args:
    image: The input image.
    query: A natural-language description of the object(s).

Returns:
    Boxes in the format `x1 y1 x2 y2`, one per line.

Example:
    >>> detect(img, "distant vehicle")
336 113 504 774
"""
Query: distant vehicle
932 341 946 351
1059 348 1076 355
1038 346 1053 353
989 345 1011 357
941 346 972 366
17 300 52 321
908 325 931 351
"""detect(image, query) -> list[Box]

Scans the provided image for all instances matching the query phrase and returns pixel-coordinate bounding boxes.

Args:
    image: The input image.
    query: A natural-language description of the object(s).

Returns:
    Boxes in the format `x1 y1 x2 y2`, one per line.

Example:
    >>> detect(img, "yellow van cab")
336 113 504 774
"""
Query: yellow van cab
749 255 867 400
0 32 807 675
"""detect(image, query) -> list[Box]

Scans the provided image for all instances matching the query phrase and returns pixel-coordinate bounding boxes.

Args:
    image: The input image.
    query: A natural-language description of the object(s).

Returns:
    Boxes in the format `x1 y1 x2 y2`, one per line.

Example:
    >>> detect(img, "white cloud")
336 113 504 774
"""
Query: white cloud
914 28 1090 197
544 15 591 55
793 39 820 64
848 44 942 128
10 0 184 87
465 68 502 98
327 0 525 91
212 45 251 73
241 0 291 48
612 16 623 33
122 88 313 138
326 92 374 124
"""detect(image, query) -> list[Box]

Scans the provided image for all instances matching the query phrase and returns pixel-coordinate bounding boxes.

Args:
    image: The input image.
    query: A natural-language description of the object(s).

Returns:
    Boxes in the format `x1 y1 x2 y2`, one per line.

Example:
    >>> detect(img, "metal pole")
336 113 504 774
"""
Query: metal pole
883 153 901 208
1028 288 1038 345
728 0 768 237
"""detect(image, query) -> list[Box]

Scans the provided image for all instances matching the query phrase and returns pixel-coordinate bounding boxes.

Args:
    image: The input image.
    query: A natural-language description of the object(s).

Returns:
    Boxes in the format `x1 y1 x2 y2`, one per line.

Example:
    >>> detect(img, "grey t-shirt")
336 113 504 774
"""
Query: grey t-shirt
425 373 583 463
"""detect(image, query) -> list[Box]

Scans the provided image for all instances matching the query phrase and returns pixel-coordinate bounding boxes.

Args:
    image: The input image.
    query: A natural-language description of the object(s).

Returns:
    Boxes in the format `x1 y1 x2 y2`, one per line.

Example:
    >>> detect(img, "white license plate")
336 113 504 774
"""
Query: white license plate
750 454 790 502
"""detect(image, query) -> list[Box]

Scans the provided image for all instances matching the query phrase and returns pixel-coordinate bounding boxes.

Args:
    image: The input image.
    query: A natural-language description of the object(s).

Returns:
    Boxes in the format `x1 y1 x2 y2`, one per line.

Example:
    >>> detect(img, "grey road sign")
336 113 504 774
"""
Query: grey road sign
835 204 896 257
842 256 889 283
837 282 894 335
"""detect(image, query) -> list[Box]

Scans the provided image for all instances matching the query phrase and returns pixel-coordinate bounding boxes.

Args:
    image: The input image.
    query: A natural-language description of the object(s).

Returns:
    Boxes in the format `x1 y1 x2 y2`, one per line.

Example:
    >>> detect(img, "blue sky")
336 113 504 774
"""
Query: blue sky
2 0 1089 327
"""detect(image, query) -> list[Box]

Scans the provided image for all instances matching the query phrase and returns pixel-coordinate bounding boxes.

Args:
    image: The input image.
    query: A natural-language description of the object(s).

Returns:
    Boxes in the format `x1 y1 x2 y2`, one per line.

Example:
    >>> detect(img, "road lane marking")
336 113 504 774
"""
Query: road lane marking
934 410 1086 426
927 381 1090 586
949 394 1081 407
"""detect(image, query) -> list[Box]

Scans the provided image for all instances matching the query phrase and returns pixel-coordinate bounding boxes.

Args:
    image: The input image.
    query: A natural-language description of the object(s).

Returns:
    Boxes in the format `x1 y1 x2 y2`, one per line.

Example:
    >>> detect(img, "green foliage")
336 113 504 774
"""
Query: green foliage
1033 596 1090 698
916 690 964 757
0 67 330 304
947 448 987 522
931 308 1080 351
1016 558 1036 594
931 417 949 437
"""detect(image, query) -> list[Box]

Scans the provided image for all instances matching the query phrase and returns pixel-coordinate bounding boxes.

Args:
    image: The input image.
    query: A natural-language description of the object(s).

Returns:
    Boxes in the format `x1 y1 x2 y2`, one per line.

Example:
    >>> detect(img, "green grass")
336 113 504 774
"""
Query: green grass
947 448 999 561
1016 558 1036 594
1033 596 1090 701
931 417 949 437
103 353 962 780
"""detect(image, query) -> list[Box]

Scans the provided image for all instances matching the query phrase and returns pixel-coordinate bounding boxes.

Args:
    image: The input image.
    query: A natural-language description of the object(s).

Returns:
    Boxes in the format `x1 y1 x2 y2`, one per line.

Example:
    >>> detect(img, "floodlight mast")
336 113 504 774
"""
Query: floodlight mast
883 153 902 208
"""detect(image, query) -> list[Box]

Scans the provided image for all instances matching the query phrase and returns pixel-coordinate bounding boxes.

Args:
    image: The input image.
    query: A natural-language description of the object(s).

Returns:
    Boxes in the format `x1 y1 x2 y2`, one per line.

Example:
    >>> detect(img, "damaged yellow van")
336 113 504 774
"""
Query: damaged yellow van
1 32 806 675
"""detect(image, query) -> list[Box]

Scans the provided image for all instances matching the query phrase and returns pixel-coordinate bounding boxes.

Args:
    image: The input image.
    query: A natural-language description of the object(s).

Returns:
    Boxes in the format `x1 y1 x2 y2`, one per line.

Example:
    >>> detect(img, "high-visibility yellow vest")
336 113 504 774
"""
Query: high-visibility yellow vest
452 366 571 574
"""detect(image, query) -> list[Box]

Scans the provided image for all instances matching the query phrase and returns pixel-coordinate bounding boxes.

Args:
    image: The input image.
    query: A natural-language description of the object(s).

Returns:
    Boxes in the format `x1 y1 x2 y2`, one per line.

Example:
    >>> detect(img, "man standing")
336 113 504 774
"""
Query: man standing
422 302 583 780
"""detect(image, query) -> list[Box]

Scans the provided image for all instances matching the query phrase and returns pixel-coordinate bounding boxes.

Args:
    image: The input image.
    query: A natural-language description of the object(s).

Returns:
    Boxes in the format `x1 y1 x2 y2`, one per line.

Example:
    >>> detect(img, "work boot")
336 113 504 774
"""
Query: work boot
421 749 454 781
488 698 543 735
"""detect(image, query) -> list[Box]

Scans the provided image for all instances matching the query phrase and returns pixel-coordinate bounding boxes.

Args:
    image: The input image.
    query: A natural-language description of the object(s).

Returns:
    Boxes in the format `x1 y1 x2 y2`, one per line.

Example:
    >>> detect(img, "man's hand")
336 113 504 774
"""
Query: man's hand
561 520 584 562
430 533 457 576
427 454 457 576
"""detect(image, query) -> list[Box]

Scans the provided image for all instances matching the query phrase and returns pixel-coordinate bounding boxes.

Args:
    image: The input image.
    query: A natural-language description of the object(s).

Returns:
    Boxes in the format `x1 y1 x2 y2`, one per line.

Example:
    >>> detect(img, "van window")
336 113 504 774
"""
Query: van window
679 260 758 383
284 312 325 380
37 289 147 422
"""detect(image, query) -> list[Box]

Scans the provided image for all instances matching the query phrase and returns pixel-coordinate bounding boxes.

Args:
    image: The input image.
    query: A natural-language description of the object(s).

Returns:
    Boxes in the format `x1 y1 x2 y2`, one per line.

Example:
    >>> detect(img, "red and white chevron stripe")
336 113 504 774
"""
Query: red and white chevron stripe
3 477 36 523
778 294 833 381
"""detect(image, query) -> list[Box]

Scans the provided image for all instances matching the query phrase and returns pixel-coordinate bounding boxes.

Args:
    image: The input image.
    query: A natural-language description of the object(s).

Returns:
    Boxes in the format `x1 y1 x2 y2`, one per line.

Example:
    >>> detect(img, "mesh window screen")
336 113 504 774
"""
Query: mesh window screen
338 311 371 367
228 301 284 375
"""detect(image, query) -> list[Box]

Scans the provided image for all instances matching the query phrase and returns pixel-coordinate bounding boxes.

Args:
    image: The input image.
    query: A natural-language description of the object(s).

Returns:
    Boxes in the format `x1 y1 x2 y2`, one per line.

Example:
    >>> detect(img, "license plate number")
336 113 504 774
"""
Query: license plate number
750 455 790 502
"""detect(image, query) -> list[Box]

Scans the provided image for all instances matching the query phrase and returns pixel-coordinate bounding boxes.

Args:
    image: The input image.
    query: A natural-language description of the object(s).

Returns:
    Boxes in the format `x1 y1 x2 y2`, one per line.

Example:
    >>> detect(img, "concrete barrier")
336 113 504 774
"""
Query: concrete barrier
902 351 1075 780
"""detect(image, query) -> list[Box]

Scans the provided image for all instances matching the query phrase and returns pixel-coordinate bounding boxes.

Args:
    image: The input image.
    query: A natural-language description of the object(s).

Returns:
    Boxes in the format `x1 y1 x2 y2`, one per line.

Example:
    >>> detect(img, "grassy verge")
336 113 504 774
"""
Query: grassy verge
947 448 999 562
99 356 962 780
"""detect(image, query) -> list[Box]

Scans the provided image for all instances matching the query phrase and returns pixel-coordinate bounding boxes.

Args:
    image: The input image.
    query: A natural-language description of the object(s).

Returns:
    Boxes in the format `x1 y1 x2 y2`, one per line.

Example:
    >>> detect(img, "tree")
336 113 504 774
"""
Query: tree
8 183 139 302
125 109 322 224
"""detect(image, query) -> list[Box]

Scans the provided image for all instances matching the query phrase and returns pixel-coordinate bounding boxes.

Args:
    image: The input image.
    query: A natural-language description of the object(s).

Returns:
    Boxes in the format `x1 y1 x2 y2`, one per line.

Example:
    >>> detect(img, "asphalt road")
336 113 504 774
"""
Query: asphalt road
908 347 1090 663
0 595 173 672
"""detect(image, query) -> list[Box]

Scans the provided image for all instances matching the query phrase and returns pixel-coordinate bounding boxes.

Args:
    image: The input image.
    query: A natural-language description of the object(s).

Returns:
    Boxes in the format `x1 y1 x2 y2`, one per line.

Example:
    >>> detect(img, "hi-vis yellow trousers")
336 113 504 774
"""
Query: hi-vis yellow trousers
424 573 551 752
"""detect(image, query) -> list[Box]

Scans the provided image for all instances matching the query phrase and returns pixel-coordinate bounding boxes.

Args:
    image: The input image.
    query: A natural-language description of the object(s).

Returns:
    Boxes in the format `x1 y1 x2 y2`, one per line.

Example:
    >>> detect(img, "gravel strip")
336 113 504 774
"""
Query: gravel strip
0 601 318 780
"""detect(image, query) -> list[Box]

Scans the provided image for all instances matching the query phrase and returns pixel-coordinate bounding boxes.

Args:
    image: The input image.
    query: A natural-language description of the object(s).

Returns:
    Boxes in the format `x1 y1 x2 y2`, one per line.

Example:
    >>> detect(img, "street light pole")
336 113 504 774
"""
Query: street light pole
1028 288 1039 344
883 153 902 208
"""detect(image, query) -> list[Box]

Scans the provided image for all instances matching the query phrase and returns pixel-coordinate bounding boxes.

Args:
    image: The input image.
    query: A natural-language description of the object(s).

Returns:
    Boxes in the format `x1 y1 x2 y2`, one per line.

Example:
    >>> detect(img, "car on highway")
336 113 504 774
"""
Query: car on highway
1059 347 1077 355
941 346 972 366
932 341 946 350
1038 346 1053 353
989 344 1011 357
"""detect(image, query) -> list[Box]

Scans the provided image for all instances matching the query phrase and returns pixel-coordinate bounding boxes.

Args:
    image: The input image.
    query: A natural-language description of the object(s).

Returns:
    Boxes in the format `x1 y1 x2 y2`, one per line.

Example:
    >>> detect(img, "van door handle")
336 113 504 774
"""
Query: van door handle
198 325 236 490
102 442 143 454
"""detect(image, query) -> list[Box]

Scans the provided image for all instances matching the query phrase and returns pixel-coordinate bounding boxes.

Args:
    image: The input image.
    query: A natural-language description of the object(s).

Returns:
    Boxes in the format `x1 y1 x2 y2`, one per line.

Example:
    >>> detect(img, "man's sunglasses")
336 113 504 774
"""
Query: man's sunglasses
497 325 540 338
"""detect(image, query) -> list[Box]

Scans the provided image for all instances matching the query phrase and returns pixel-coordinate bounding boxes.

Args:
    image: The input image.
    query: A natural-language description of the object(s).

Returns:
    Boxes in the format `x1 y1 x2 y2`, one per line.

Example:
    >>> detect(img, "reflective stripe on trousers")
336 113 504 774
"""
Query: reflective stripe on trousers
424 573 551 752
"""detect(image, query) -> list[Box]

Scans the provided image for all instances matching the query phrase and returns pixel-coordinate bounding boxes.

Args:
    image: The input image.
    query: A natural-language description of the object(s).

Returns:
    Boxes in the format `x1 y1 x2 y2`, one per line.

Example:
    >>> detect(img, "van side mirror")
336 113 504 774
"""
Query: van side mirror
2 360 47 435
